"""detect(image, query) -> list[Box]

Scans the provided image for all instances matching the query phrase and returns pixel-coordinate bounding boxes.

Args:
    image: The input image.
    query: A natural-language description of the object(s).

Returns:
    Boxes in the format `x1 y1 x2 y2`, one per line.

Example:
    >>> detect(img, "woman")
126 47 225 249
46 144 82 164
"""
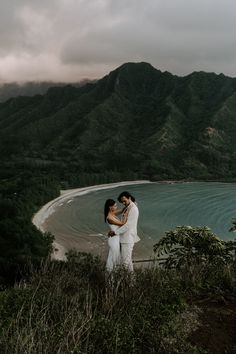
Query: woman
104 199 127 272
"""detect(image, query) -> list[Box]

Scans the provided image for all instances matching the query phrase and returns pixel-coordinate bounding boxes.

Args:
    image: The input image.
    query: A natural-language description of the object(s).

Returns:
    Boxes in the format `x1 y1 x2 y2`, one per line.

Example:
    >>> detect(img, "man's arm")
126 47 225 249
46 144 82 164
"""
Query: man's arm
115 206 138 235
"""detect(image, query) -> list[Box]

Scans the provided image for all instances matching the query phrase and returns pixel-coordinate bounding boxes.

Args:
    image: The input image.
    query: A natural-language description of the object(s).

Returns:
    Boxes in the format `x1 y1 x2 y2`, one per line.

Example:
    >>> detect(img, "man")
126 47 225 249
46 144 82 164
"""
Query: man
109 191 140 271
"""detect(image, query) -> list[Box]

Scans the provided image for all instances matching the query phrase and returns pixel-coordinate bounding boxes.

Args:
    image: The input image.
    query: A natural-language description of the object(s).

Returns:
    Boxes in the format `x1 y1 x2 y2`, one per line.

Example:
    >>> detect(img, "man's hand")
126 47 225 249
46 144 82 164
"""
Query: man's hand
108 231 116 237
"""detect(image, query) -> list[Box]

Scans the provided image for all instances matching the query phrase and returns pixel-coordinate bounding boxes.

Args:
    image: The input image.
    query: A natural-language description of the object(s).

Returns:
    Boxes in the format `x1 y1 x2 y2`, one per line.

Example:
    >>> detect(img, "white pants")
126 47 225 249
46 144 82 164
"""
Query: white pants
120 243 134 272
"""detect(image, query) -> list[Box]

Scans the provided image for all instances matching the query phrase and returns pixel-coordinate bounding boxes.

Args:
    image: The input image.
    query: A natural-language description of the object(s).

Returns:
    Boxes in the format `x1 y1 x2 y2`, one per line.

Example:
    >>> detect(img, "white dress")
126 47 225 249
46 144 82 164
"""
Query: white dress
106 222 121 272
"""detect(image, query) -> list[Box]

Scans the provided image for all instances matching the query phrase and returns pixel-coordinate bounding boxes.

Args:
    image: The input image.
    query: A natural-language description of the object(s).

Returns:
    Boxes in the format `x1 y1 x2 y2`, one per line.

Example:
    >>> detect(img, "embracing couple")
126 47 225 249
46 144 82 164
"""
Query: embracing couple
104 191 140 272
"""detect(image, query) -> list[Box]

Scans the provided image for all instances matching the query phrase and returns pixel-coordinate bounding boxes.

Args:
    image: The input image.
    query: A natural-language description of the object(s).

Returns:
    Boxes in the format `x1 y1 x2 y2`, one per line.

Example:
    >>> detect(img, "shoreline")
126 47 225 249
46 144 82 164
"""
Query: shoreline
32 179 236 262
32 180 151 261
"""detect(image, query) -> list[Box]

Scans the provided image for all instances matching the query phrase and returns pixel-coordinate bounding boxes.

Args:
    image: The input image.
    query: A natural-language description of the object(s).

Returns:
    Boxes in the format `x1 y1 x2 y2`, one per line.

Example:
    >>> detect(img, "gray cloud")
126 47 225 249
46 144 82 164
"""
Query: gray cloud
0 0 236 83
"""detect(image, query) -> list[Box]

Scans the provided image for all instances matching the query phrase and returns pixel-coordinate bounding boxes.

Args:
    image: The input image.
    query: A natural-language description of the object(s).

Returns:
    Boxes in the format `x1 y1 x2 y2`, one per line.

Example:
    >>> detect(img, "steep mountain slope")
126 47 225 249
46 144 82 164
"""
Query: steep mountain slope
1 62 236 180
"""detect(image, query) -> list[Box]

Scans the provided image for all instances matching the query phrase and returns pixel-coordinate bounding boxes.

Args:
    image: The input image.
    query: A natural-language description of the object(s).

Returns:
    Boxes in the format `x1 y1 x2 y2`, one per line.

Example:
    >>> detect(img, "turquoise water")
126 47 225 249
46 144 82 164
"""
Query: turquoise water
45 182 236 256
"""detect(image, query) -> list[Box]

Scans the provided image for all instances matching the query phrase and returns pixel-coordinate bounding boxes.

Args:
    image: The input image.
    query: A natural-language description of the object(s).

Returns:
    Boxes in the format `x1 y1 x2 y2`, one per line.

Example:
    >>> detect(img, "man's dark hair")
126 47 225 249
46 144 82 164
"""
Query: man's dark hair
118 191 135 203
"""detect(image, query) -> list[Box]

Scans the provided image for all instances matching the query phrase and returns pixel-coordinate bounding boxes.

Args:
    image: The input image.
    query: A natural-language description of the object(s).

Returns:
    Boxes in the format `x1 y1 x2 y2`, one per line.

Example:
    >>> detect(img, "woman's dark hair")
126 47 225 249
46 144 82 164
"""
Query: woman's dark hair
118 191 135 203
104 199 116 222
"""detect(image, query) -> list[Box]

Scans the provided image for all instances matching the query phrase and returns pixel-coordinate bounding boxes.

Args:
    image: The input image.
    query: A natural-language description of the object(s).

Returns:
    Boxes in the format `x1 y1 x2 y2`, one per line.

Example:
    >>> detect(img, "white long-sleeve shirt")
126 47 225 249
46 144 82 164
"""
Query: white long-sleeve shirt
116 201 140 244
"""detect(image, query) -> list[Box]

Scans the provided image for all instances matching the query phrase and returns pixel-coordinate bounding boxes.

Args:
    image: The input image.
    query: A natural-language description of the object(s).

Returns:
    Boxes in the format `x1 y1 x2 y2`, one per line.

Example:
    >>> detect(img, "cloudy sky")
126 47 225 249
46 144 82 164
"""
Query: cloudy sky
0 0 236 83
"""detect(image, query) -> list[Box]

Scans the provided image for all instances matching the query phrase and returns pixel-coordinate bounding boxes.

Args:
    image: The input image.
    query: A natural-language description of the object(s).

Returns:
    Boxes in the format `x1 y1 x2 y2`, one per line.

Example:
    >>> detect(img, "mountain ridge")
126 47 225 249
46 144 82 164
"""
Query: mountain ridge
1 61 236 180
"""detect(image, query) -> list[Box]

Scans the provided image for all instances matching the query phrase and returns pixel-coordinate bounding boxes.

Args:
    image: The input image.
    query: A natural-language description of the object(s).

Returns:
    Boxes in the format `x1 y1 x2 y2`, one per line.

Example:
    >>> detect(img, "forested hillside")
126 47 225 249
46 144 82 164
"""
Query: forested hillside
1 62 236 182
1 61 236 283
0 80 92 103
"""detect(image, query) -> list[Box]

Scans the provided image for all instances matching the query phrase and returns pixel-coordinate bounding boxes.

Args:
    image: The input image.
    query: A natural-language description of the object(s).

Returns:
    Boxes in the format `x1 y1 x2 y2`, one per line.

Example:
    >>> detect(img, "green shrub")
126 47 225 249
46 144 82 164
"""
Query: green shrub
154 225 236 294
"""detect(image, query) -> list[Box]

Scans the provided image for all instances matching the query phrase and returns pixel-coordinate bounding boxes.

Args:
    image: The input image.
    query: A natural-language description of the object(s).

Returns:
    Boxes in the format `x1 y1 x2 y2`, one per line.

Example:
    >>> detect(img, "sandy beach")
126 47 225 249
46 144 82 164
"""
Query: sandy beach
32 180 151 261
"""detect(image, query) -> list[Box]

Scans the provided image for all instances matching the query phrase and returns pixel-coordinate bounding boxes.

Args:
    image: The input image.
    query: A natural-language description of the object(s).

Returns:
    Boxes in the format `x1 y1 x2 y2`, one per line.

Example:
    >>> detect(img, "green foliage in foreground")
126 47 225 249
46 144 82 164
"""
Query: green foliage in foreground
154 226 236 293
1 228 236 353
229 217 236 232
0 252 209 354
154 226 236 268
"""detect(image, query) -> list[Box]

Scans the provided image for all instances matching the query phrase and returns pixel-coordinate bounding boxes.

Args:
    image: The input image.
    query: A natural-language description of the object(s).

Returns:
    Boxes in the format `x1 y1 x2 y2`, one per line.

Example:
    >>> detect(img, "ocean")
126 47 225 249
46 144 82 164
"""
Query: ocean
43 181 236 259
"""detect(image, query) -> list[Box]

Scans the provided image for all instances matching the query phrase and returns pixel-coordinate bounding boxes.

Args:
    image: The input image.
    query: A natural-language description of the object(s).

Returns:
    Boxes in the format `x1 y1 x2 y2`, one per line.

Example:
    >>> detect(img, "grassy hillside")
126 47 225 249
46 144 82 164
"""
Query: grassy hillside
0 249 236 354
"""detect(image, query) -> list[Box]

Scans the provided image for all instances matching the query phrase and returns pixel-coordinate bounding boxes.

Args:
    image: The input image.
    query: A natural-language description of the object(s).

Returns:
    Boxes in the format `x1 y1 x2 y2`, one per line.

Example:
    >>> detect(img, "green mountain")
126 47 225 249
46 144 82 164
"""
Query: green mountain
0 80 93 103
2 61 236 284
1 62 236 180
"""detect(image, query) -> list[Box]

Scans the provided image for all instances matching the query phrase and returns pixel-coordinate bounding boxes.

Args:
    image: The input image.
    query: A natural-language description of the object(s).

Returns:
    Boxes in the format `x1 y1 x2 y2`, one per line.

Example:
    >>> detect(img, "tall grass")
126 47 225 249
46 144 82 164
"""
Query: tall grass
1 251 233 353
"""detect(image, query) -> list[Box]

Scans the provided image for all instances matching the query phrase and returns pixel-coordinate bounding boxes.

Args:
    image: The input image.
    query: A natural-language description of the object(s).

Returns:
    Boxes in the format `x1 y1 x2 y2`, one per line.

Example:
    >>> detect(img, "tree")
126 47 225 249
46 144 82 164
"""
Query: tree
229 218 236 232
153 225 236 270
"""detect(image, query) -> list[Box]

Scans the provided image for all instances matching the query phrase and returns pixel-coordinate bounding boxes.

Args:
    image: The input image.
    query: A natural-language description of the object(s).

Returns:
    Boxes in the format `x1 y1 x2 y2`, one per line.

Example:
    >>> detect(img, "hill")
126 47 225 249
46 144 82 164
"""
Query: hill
0 80 93 103
1 62 236 181
1 63 236 353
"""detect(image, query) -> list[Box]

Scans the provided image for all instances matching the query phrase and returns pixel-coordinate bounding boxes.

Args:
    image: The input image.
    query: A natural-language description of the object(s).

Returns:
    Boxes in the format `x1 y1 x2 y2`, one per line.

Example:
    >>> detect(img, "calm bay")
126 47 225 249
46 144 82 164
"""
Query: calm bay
43 182 236 260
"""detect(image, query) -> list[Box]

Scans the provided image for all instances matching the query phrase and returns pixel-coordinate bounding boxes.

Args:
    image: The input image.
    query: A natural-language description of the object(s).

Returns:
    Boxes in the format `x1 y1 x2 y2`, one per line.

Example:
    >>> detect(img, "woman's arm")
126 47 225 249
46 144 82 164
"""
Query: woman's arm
107 215 126 226
114 207 126 215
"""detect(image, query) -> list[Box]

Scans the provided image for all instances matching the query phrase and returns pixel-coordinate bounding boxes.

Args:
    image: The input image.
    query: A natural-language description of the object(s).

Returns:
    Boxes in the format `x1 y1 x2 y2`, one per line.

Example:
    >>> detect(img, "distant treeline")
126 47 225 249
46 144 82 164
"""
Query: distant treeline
0 80 94 103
